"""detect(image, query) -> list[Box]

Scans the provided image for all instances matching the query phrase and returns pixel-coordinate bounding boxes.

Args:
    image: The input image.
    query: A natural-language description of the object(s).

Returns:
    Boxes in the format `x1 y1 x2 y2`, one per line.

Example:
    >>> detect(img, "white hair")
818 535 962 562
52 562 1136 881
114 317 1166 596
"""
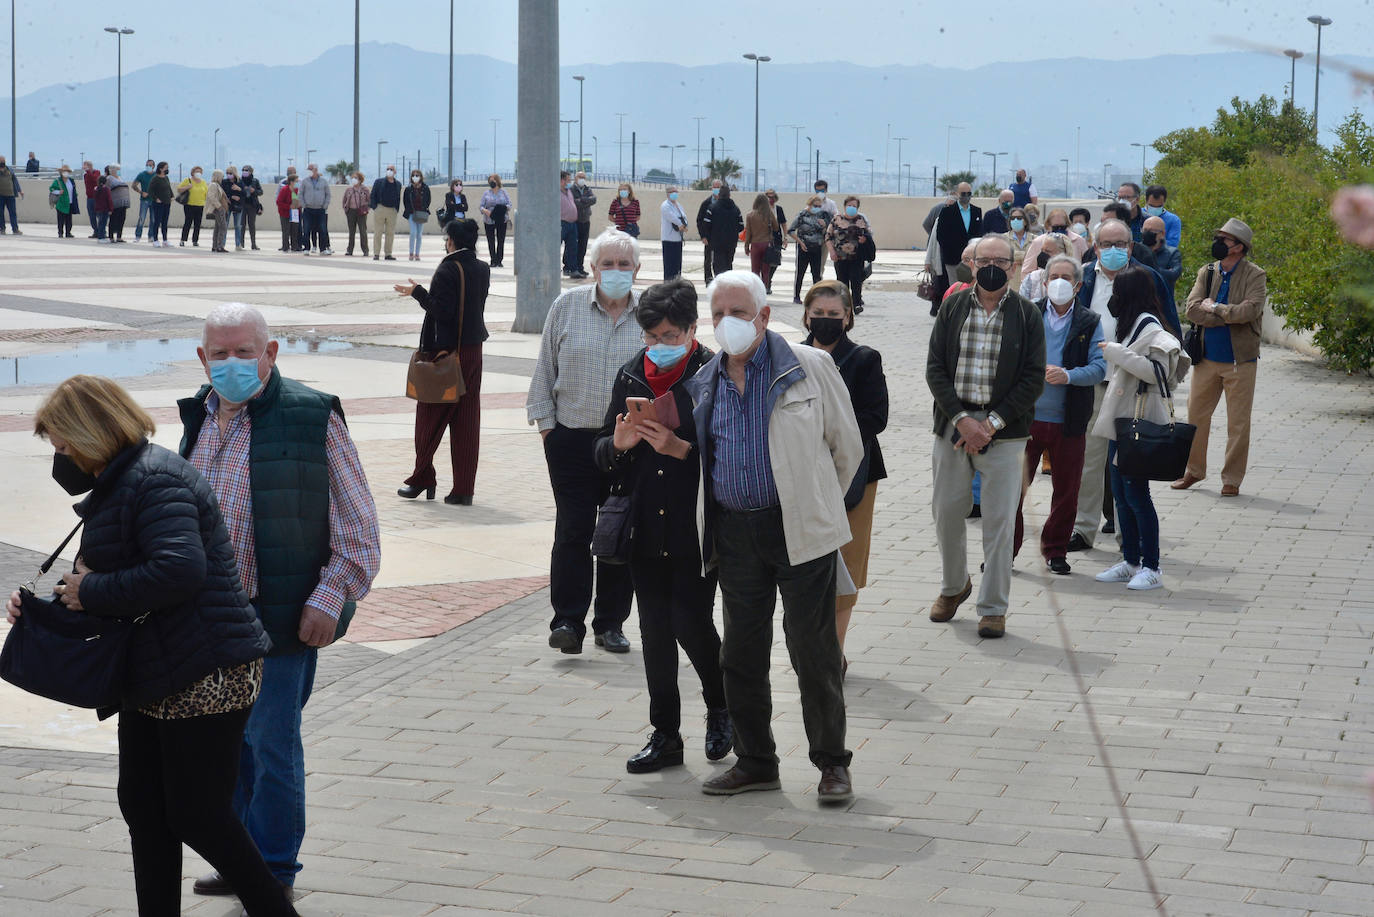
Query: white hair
204 303 270 349
211 169 225 182
706 270 767 316
1045 253 1083 284
587 227 641 269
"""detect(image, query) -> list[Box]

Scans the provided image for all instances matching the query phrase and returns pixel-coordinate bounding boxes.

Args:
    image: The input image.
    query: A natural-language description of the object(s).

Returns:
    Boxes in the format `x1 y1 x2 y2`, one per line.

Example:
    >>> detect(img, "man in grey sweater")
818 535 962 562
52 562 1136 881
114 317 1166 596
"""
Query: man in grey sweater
299 163 333 255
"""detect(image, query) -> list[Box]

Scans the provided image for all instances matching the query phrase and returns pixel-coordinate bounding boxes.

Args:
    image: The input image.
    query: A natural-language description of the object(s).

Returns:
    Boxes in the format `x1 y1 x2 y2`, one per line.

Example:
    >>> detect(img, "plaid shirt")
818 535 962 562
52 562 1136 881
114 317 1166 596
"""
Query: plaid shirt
527 284 643 431
189 393 381 619
954 293 1009 408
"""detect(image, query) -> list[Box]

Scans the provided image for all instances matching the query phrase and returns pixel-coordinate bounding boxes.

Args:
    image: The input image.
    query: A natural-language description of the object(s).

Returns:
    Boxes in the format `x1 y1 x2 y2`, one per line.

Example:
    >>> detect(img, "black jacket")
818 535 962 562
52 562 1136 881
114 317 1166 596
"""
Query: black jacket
402 183 431 218
935 203 983 266
704 197 744 250
241 175 263 213
71 441 271 714
370 176 401 210
411 248 491 351
594 344 713 563
803 335 888 483
222 176 244 213
695 195 716 238
1036 301 1102 437
442 191 469 222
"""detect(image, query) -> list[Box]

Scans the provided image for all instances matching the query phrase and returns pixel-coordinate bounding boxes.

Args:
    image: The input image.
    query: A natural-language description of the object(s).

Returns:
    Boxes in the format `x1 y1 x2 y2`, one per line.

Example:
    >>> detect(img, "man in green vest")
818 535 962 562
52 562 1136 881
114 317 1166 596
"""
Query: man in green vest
180 303 381 899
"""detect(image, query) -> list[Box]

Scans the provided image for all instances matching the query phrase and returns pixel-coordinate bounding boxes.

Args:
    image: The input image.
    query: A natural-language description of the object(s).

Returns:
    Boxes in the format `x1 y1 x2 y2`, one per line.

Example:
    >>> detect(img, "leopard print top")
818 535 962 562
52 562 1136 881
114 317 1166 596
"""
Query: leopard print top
138 658 263 720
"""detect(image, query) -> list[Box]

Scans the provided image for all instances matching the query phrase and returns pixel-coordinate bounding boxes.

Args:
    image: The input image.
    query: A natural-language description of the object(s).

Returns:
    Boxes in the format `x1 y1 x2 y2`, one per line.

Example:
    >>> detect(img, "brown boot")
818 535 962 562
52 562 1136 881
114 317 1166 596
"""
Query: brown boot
930 578 972 622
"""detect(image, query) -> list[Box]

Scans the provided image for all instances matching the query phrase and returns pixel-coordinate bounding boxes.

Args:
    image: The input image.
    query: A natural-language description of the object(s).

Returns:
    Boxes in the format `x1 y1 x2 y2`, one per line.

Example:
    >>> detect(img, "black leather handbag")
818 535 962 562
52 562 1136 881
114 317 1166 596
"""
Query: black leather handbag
1114 359 1196 482
591 493 633 565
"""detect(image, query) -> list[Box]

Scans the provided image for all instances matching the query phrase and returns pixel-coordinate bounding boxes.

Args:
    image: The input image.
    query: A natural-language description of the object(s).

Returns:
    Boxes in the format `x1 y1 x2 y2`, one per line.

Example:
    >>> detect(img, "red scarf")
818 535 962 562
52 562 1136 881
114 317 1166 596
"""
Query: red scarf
643 340 698 399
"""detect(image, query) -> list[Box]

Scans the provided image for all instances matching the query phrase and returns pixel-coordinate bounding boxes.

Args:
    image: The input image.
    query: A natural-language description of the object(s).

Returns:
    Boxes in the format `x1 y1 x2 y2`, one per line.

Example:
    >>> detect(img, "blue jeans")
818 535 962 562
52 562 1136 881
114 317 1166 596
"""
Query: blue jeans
0 195 17 231
408 216 424 254
561 220 579 272
149 201 170 241
1108 441 1159 570
300 208 319 251
234 648 317 885
133 197 152 237
232 210 244 247
93 210 109 239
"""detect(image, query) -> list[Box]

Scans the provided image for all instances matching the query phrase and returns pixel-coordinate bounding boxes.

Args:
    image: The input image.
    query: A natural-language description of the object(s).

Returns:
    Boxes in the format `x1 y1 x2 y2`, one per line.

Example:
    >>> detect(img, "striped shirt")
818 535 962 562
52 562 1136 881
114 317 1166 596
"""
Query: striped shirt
527 284 643 431
189 393 381 619
954 294 1008 406
710 342 780 511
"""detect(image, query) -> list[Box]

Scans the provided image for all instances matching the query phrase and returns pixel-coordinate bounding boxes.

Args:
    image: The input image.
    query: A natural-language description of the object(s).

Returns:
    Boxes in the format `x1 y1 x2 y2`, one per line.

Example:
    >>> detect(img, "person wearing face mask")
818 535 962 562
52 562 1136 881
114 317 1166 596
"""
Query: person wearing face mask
147 162 172 247
1143 185 1182 247
82 160 101 237
441 179 468 227
743 193 781 291
239 166 263 250
609 182 642 237
592 277 732 775
681 269 862 802
801 280 887 673
275 174 302 252
1069 206 1093 242
181 303 379 898
982 190 1015 235
825 196 873 314
203 169 230 253
1116 182 1145 241
558 170 584 277
479 173 511 267
1010 169 1038 207
1012 255 1105 575
48 166 80 238
571 171 596 273
934 182 984 290
787 195 830 303
659 186 689 279
1001 205 1037 289
299 163 333 256
703 185 744 277
1141 215 1181 289
1174 218 1266 497
222 166 245 250
177 167 208 247
812 179 838 219
695 179 725 283
393 219 491 504
131 159 156 241
105 164 131 243
12 375 293 916
1019 233 1069 302
342 170 370 257
927 235 1045 639
369 164 402 261
527 228 642 656
1020 208 1089 277
90 174 112 241
402 170 431 261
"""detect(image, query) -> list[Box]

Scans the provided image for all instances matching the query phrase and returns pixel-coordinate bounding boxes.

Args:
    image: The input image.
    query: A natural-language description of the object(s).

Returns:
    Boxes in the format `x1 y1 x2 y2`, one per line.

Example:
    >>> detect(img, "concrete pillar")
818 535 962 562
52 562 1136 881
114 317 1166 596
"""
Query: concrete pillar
513 0 561 334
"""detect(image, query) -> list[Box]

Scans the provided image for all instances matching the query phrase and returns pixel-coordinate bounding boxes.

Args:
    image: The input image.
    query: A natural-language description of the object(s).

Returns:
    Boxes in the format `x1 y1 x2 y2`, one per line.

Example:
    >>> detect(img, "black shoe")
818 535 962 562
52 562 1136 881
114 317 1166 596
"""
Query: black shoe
444 494 473 505
853 303 865 315
1048 557 1072 575
384 254 396 260
704 706 733 761
595 630 631 653
397 484 436 500
626 731 685 774
1066 532 1091 552
967 503 981 519
549 624 582 654
193 871 234 896
1101 520 1116 535
573 271 589 279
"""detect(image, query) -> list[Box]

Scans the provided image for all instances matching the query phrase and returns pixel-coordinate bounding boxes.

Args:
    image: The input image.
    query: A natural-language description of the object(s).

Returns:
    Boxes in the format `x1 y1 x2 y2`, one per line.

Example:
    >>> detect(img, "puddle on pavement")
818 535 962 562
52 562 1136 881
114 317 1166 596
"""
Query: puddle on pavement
0 337 354 389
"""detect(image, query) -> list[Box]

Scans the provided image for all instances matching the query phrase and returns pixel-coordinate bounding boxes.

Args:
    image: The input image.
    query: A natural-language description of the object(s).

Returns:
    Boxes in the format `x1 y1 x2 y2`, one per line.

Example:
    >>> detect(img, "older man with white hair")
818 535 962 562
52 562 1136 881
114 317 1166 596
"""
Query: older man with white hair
182 303 380 897
683 269 863 803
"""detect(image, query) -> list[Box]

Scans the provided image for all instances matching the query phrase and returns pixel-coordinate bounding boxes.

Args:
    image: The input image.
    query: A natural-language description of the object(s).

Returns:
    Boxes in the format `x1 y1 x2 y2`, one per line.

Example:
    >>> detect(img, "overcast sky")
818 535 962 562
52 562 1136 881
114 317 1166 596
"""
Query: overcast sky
3 0 1372 94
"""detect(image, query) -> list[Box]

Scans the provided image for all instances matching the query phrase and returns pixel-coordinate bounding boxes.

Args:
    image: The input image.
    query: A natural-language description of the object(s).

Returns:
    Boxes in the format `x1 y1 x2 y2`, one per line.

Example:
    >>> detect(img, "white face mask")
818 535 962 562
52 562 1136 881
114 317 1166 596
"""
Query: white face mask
387 169 395 177
350 177 359 185
412 176 421 184
1047 277 1076 306
715 314 762 355
1072 222 1088 237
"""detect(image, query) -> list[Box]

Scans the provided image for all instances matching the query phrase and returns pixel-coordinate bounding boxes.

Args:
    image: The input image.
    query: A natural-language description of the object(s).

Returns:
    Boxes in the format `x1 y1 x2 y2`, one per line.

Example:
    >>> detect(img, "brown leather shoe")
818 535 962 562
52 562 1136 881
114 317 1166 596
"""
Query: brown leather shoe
817 765 853 803
977 616 1006 638
1170 473 1202 490
702 765 781 796
1220 484 1240 496
930 578 973 622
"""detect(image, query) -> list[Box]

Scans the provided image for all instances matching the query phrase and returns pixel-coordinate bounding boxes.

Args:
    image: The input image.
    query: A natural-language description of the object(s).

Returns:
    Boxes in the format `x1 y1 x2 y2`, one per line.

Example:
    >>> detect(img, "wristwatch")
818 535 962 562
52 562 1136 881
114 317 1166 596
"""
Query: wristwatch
988 413 1005 432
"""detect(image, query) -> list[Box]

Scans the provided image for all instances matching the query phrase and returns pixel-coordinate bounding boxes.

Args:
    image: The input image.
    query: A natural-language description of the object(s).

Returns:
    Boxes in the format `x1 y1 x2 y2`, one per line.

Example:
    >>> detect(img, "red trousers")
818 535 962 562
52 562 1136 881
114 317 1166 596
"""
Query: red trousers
1014 420 1086 561
404 346 483 497
748 241 773 287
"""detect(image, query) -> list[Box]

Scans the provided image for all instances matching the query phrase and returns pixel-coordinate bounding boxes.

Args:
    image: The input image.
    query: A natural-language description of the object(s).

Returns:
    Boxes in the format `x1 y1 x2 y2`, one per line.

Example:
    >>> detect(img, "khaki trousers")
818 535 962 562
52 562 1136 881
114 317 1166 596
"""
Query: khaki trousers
836 482 878 614
932 433 1024 618
1185 359 1257 487
1074 382 1110 546
372 205 398 256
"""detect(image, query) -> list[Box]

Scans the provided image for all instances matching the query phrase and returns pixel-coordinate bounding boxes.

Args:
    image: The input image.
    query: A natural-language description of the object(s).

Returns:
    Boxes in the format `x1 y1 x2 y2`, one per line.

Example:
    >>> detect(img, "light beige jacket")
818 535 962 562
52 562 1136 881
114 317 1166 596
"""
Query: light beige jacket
1092 315 1191 440
203 181 227 216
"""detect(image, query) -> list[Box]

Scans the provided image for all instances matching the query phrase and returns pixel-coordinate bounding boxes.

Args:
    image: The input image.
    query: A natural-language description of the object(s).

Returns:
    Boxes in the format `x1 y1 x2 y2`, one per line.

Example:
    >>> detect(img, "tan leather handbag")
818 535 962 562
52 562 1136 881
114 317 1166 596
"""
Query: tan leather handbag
405 261 467 403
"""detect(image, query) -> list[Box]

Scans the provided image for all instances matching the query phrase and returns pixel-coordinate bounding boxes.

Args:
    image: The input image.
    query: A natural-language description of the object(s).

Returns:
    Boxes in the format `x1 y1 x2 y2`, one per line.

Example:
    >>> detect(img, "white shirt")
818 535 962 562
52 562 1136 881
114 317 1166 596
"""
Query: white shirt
660 198 687 242
816 195 838 218
1089 267 1117 341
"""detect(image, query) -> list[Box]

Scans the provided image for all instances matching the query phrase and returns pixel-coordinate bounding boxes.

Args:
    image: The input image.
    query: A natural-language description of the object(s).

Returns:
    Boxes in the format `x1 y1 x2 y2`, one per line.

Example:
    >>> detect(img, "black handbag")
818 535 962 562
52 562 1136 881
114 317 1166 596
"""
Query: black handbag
591 492 633 565
1114 358 1196 482
0 520 146 709
764 242 783 266
1182 264 1213 364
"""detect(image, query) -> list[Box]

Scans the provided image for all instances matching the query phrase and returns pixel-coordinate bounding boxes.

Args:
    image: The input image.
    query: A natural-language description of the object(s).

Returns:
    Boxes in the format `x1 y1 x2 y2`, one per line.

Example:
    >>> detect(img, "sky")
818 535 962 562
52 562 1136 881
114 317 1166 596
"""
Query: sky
3 0 1372 94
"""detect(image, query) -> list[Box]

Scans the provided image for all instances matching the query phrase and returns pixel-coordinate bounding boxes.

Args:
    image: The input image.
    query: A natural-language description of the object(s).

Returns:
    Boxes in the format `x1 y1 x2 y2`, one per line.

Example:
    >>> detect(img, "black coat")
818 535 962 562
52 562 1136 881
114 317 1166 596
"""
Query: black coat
442 191 469 222
802 335 888 483
934 202 983 266
594 344 713 563
222 177 244 213
403 183 431 218
704 197 744 250
71 441 271 714
411 248 491 351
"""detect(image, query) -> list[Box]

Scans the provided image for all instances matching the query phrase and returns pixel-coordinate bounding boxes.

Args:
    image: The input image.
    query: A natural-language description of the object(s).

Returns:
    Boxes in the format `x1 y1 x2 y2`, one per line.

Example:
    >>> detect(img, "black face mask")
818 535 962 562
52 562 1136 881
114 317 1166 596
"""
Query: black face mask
1211 238 1233 260
808 317 845 345
976 264 1008 291
1036 251 1050 269
489 181 497 188
52 453 97 496
1142 230 1158 247
1106 295 1123 318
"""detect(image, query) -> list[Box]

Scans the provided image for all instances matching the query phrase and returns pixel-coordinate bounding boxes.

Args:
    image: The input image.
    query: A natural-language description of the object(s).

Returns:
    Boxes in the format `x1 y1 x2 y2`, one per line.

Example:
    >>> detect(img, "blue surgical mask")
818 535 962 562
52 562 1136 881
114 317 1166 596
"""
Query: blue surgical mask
619 189 630 198
1010 218 1024 231
598 269 634 298
711 187 721 196
208 356 266 405
845 205 858 218
668 192 678 201
1099 247 1130 271
1142 204 1164 217
646 343 688 368
809 206 822 215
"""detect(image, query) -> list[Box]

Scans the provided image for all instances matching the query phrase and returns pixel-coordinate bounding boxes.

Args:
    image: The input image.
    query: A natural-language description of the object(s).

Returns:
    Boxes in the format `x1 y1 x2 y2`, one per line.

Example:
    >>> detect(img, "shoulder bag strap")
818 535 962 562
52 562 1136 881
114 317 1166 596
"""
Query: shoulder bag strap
23 520 84 591
455 260 467 352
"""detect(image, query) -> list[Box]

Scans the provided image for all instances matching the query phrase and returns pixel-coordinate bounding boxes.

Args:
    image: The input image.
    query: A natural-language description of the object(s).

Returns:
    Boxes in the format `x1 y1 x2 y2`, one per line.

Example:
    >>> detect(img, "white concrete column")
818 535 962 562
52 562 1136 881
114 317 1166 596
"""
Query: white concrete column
513 0 561 333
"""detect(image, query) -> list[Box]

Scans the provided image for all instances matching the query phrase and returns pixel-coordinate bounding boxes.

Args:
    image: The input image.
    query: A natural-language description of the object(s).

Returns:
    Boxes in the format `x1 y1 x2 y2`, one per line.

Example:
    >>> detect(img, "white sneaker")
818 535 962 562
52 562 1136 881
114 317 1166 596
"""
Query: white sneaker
320 248 332 255
1127 568 1163 591
1095 561 1140 583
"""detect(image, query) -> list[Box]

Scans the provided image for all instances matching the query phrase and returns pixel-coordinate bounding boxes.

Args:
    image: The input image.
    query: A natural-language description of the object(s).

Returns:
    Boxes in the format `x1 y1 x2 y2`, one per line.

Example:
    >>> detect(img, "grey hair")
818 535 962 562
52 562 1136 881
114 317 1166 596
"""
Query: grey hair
706 269 767 316
1045 253 1083 284
203 303 270 349
587 227 641 269
1095 218 1129 242
211 169 225 182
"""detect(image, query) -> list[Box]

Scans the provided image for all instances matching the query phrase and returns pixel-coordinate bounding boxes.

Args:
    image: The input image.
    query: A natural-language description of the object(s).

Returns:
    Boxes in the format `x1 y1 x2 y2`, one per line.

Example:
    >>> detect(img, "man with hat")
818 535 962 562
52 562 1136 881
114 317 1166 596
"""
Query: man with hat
1173 218 1266 497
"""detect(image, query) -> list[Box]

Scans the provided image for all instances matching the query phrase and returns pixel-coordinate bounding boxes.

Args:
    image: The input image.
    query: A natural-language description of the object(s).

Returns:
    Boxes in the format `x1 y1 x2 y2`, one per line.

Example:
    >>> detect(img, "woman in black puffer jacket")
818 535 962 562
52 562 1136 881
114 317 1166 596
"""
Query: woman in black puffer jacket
6 375 295 917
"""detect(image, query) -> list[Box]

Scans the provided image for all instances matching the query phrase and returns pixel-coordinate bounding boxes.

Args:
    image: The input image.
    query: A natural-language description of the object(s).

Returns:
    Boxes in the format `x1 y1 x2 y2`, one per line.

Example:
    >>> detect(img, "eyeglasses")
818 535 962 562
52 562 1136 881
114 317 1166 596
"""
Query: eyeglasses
1049 225 1068 232
643 328 689 346
973 257 1013 268
1097 240 1132 250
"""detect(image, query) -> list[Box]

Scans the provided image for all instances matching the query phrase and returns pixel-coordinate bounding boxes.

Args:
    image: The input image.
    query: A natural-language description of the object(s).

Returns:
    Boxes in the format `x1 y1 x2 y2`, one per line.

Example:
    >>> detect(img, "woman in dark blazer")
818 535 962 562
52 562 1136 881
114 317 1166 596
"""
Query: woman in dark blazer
593 278 732 774
704 186 744 277
800 280 888 673
8 375 293 916
393 219 490 504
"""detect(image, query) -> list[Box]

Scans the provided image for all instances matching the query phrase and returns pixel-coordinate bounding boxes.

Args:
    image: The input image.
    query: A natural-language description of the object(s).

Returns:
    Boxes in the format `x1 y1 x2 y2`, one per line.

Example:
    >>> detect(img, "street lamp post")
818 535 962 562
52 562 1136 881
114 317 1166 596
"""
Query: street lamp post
982 150 1008 187
145 128 153 162
489 119 499 174
865 158 874 194
377 139 387 177
893 137 907 194
278 128 285 179
945 124 963 175
1130 142 1150 183
354 0 361 171
1284 49 1304 103
1307 15 1332 133
591 136 597 177
659 144 685 180
213 127 221 170
103 27 134 163
559 118 577 166
1103 163 1112 190
783 124 803 192
968 148 977 175
1060 157 1069 197
805 136 813 187
573 75 585 170
693 116 705 183
742 53 771 192
9 0 15 165
614 112 628 180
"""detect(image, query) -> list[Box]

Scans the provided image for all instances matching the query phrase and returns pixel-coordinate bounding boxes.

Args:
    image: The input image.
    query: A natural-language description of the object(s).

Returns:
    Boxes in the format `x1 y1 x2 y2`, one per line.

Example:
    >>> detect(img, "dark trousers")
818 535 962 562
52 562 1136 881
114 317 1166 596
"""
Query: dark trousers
834 257 865 307
0 195 16 231
793 243 824 298
117 706 296 917
714 506 850 775
109 206 128 240
181 204 203 244
405 347 482 496
484 221 507 265
345 209 369 255
279 216 300 251
57 211 73 236
630 554 725 734
561 220 580 272
1014 420 1087 560
243 206 259 247
703 241 715 283
94 210 109 239
302 208 329 251
1108 441 1159 570
150 202 169 241
711 244 736 277
576 220 591 271
662 240 683 280
542 425 634 637
1102 462 1115 524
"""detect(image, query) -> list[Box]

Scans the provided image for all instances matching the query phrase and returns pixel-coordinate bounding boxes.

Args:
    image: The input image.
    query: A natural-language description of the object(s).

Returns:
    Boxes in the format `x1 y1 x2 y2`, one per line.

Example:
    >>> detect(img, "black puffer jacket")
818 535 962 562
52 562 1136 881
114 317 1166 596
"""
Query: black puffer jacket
72 440 270 713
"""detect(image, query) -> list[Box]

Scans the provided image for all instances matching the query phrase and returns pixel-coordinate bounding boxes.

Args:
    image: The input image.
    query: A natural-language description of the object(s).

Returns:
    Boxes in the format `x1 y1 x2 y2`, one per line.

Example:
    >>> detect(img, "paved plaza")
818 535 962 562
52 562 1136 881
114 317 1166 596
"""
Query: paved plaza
0 223 1371 916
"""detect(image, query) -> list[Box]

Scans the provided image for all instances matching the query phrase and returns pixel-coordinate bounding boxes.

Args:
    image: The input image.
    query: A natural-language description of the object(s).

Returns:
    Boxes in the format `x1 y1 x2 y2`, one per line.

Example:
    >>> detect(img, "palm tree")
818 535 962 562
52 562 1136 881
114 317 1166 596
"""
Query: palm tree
691 157 743 190
324 159 356 184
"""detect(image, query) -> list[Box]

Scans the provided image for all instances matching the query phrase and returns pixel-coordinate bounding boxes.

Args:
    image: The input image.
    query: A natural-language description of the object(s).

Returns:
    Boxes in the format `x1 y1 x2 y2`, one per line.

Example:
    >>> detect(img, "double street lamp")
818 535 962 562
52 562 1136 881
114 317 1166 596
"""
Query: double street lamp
742 52 771 192
982 150 1008 187
1130 141 1151 183
1307 15 1332 133
573 75 585 170
104 27 135 163
659 143 685 181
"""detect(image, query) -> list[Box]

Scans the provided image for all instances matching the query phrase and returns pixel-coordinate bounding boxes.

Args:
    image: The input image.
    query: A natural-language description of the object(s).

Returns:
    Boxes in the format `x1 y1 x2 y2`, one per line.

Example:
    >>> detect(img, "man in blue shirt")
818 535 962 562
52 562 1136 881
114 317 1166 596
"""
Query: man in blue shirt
132 159 156 242
1144 185 1183 248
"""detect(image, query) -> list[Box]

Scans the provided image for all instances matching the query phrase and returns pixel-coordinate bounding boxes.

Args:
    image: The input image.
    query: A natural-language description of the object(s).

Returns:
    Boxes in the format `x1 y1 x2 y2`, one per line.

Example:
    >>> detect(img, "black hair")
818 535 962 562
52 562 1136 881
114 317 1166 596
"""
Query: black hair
636 277 699 332
1103 202 1131 221
1119 181 1142 196
155 161 168 174
814 179 828 189
1109 266 1166 343
1069 206 1091 223
559 170 570 180
445 218 480 250
717 186 732 200
1144 184 1168 200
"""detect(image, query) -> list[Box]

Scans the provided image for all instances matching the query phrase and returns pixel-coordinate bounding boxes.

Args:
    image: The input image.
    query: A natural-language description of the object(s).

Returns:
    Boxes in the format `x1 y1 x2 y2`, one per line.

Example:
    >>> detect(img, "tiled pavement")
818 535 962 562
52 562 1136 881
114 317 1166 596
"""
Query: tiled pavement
0 226 1372 915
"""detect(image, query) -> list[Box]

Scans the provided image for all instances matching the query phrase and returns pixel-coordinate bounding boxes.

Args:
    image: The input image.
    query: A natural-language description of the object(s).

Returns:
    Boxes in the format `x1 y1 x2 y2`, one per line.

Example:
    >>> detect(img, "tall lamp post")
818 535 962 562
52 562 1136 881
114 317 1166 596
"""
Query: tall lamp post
614 112 628 179
9 0 15 164
376 139 387 176
659 143 685 181
1283 49 1304 103
967 148 977 175
1103 163 1112 190
213 127 221 170
782 124 803 191
893 137 907 193
103 27 134 163
489 118 499 174
572 75 585 170
559 118 577 167
1307 15 1332 134
804 135 812 187
865 158 874 194
353 0 360 171
1060 157 1070 197
145 128 153 162
1130 141 1150 183
982 150 1008 187
278 127 285 179
742 52 771 192
693 116 705 182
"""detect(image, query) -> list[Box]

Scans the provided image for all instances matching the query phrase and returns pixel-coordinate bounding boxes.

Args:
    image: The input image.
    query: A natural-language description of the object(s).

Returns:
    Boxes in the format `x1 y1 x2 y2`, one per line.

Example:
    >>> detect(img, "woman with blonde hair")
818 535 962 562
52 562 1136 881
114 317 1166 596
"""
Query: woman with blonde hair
6 376 292 916
608 182 641 237
743 193 780 291
204 169 230 253
176 166 208 247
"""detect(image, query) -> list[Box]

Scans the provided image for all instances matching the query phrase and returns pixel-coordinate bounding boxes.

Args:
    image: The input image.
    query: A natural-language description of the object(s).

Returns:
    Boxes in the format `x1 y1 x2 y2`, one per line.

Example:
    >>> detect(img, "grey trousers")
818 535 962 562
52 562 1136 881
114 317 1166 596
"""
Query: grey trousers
1074 383 1109 545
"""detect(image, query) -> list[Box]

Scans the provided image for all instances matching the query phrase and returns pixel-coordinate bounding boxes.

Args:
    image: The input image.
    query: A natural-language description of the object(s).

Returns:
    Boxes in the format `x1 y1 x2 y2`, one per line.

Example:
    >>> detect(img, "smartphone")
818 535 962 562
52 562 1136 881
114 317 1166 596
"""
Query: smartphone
625 397 655 427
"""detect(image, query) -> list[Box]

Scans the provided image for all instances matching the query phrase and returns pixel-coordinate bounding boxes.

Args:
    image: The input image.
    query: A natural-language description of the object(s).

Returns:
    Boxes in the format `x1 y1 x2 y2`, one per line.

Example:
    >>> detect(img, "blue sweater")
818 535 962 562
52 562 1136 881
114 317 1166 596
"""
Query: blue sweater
1035 312 1106 424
